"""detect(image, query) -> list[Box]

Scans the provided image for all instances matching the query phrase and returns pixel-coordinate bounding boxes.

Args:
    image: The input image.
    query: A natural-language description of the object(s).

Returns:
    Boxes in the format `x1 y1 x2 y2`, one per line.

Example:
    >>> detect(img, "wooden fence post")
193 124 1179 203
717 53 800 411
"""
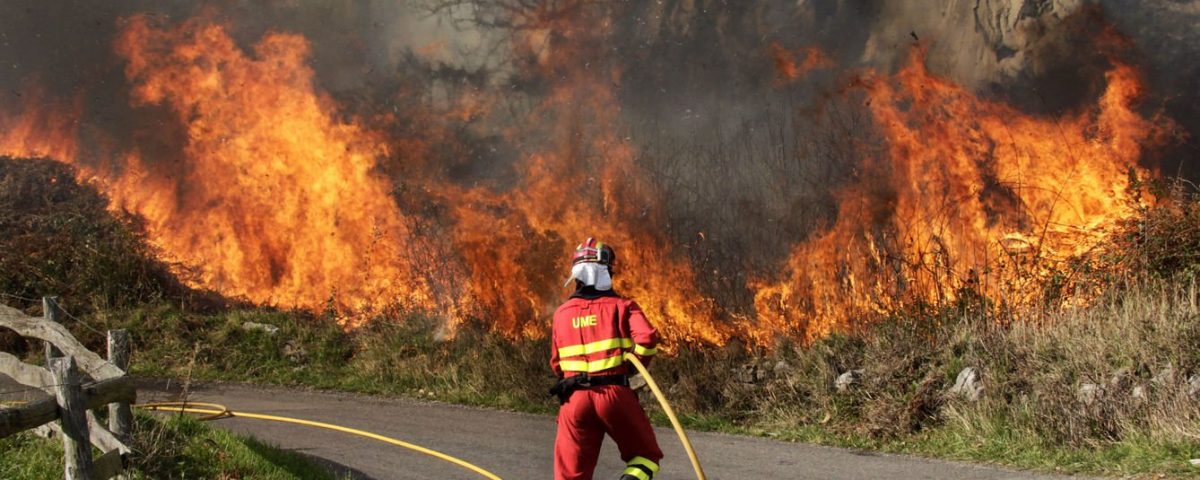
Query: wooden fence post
51 356 95 480
43 296 63 366
106 330 132 444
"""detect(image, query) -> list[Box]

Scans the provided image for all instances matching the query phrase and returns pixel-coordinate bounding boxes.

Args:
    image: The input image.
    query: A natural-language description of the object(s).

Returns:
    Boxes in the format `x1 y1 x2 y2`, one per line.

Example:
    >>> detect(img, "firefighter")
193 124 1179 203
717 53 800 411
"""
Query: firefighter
549 238 663 480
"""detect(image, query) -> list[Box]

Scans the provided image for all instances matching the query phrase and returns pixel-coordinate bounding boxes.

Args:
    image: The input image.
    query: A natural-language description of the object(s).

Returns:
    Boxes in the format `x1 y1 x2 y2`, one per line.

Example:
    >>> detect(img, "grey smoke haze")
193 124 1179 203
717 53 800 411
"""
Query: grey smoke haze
2 0 1195 155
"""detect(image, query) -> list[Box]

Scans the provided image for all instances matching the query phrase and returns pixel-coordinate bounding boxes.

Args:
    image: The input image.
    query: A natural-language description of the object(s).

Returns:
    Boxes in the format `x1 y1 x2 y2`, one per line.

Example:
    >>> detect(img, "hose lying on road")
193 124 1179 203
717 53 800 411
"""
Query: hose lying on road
137 356 705 480
136 401 502 480
624 353 708 480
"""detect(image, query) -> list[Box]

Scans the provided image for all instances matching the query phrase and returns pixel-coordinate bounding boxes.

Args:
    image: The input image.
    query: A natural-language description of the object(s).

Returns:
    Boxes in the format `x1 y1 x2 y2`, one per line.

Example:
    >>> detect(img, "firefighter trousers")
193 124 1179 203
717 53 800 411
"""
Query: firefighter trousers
554 384 663 480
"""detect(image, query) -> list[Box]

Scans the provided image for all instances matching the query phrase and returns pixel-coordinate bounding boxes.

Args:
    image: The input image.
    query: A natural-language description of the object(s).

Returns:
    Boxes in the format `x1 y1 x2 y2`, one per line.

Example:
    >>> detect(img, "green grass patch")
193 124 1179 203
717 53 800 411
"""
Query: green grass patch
46 304 558 416
0 413 338 479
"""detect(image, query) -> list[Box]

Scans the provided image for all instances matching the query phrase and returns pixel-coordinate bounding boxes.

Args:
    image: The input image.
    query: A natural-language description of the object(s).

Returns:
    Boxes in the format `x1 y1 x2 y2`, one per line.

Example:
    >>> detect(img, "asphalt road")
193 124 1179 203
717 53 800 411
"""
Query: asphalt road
121 380 1071 480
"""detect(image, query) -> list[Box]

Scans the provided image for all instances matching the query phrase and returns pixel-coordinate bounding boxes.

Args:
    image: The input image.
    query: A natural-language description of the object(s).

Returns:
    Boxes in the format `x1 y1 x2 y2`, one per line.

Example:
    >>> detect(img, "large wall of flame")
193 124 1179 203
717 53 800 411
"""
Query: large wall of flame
753 46 1165 341
112 17 437 315
0 0 1193 344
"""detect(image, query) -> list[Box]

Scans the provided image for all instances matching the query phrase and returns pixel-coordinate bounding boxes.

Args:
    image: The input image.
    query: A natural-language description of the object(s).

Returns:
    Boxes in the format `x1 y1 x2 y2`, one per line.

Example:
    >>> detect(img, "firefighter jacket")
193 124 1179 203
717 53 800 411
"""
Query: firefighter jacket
550 289 659 377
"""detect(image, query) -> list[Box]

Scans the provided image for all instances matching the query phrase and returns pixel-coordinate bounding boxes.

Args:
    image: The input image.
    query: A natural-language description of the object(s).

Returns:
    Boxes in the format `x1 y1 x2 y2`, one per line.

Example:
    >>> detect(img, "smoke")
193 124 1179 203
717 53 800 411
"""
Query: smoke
520 0 1198 305
3 0 1193 178
0 1 460 180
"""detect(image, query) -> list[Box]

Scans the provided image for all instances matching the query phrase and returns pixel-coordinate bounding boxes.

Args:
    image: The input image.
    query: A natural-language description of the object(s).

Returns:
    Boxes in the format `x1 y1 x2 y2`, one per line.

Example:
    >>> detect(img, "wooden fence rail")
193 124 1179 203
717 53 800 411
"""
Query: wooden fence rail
0 297 135 480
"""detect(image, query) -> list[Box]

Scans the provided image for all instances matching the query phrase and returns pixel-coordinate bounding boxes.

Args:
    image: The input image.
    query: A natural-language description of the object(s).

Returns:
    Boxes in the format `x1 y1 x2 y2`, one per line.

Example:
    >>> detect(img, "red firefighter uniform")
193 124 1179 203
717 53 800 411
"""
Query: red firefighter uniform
551 291 663 480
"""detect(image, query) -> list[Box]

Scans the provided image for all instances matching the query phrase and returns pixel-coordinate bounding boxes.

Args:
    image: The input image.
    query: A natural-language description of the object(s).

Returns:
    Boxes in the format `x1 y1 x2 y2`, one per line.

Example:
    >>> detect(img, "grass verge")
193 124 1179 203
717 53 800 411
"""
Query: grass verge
19 280 1188 477
0 413 338 479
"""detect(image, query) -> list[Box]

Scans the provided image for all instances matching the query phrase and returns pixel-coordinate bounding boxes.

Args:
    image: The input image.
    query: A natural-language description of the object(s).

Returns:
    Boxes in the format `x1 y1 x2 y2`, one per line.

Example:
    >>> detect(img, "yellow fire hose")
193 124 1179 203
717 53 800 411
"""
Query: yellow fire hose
625 353 708 480
135 355 704 480
136 401 502 480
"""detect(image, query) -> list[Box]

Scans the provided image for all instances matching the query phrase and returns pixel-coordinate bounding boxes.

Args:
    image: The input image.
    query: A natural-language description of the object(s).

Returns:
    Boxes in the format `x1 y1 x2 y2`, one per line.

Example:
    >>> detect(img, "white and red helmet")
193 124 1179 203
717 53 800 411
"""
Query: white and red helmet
571 237 616 272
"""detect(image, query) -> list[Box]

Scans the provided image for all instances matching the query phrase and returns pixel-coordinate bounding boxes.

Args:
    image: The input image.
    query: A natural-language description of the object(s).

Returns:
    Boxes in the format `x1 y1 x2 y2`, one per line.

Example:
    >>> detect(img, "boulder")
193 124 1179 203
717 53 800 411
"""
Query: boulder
629 373 648 391
835 370 863 393
1131 385 1148 403
241 321 280 335
1152 365 1176 386
949 367 983 401
282 340 308 363
1188 375 1200 399
1109 368 1132 391
1078 382 1104 406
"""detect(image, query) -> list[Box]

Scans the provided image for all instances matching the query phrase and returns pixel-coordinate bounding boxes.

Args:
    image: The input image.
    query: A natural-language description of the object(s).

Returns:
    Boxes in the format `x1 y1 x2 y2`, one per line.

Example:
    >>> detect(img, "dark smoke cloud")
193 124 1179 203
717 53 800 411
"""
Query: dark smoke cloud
0 0 498 181
4 0 1193 168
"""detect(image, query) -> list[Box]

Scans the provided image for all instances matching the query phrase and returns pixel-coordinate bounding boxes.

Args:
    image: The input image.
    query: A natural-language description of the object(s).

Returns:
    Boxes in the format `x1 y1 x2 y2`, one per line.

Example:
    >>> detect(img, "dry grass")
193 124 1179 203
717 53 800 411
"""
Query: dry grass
732 281 1200 444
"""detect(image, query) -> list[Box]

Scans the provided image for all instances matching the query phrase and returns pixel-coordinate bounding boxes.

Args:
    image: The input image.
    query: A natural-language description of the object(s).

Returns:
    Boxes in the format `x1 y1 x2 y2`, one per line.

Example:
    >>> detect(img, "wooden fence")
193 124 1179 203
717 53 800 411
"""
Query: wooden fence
0 296 136 480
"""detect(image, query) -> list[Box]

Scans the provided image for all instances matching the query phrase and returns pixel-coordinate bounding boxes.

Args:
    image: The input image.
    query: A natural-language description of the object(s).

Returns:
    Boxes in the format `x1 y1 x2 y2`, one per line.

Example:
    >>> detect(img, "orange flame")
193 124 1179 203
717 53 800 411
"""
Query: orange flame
0 86 80 162
0 13 1171 347
752 46 1164 342
0 14 727 343
440 7 729 344
113 17 445 319
769 43 833 84
2 17 442 323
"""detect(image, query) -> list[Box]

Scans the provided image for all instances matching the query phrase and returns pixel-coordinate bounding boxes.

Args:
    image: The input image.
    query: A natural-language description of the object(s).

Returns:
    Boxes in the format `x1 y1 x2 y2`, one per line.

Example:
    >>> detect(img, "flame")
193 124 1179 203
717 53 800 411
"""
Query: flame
440 6 729 344
752 45 1164 342
3 17 440 323
770 43 833 84
0 13 726 343
0 12 1171 347
0 86 80 162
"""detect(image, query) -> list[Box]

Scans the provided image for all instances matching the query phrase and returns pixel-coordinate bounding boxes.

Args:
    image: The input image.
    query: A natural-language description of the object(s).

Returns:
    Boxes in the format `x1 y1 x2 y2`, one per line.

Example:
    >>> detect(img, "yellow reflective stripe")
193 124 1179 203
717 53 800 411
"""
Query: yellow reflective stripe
632 344 658 356
628 456 659 473
558 338 632 358
622 467 651 480
559 354 625 373
559 360 588 372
